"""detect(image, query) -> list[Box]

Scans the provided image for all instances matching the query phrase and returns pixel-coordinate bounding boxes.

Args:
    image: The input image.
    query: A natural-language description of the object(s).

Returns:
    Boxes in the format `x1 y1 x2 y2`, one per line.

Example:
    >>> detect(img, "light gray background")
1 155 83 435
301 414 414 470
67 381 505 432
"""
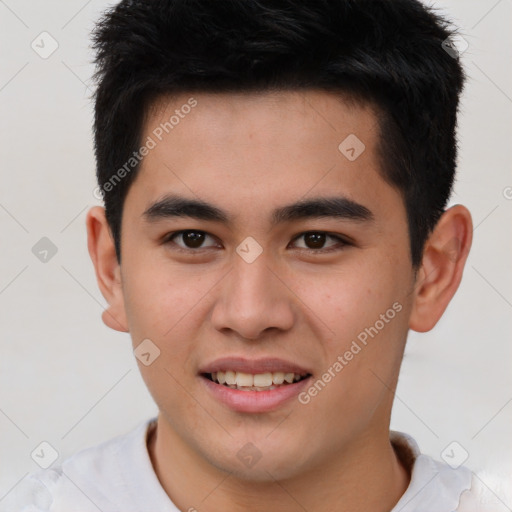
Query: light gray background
1 0 511 506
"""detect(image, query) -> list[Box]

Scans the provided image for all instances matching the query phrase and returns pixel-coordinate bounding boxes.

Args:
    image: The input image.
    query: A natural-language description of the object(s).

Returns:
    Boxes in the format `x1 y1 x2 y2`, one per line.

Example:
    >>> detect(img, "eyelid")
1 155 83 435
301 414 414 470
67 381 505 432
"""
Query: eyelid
164 229 351 253
164 230 220 251
289 231 350 252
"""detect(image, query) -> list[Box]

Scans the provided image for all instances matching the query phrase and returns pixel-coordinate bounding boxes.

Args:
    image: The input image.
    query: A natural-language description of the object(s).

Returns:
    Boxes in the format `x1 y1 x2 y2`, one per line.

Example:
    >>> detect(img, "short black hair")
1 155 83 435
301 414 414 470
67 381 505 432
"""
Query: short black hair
91 0 465 267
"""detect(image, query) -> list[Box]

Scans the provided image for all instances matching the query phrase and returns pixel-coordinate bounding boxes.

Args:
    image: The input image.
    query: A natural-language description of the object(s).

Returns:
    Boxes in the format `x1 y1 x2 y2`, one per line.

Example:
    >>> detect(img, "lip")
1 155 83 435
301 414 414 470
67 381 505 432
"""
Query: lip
199 373 312 413
198 356 312 375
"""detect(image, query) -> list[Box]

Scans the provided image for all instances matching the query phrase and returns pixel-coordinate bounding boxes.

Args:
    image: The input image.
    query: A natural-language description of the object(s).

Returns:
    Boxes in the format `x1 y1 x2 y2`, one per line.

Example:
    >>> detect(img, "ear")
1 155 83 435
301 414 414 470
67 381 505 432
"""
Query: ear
409 204 473 332
85 206 129 333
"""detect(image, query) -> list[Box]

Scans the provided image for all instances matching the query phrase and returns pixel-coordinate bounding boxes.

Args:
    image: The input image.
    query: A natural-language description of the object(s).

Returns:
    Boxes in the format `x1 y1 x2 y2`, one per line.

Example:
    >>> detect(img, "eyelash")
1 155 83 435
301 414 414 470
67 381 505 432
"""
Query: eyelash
163 230 351 254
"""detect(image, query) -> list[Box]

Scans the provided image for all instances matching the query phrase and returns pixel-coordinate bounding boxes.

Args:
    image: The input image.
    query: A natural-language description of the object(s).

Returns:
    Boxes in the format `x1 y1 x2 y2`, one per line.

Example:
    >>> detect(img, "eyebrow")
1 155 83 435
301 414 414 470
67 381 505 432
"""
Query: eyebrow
142 194 374 226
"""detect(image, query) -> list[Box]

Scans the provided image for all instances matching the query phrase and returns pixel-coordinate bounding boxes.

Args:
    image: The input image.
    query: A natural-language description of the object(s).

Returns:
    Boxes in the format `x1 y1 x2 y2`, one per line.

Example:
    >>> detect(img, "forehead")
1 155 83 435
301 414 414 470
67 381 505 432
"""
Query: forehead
125 89 401 228
147 89 376 153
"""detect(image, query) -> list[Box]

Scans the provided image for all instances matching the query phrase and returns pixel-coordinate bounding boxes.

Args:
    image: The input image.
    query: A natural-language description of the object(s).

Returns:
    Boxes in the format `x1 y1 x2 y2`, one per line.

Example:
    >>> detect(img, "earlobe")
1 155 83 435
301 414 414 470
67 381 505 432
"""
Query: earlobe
86 206 129 333
409 205 473 332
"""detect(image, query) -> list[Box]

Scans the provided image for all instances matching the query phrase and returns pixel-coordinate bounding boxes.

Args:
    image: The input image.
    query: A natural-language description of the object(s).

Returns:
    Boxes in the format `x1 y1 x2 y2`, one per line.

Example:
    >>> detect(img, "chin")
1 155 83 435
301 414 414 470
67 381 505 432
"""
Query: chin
218 459 300 483
204 439 307 483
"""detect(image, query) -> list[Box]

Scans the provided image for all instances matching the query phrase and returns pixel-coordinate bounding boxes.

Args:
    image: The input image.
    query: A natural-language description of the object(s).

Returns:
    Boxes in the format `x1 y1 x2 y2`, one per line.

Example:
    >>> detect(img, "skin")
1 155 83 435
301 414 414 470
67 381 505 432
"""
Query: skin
86 90 472 512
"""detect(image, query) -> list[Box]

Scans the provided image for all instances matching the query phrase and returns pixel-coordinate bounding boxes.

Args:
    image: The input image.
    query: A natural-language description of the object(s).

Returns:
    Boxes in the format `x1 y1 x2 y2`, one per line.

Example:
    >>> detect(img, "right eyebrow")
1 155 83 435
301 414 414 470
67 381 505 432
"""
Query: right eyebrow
142 193 374 226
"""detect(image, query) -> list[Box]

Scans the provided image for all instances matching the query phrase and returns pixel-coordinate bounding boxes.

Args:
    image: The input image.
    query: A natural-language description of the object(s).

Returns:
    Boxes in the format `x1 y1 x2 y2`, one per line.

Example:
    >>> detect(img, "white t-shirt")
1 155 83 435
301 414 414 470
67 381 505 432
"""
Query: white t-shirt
0 417 491 512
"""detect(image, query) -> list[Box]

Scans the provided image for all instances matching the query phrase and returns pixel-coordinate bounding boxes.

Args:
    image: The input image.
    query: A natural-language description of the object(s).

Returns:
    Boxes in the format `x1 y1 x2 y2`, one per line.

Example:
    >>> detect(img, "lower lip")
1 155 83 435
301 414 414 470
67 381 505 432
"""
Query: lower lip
199 375 312 413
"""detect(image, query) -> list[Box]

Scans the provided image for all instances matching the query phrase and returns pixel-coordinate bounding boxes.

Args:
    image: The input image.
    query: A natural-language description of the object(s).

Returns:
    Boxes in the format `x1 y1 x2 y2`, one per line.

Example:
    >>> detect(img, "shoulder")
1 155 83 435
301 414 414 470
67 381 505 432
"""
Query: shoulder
1 418 157 512
390 431 472 512
0 466 92 512
457 469 512 512
390 431 510 512
0 470 58 512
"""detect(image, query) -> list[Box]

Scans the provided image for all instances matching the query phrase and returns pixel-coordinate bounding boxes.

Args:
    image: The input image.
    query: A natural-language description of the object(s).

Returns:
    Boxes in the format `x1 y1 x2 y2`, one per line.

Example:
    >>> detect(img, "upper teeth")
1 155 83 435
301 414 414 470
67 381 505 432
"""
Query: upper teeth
211 371 306 387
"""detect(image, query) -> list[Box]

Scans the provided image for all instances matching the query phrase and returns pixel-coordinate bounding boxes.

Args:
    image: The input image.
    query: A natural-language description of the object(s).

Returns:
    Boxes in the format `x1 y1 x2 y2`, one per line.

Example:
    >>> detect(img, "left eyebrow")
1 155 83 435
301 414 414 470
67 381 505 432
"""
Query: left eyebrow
142 193 374 226
271 196 374 224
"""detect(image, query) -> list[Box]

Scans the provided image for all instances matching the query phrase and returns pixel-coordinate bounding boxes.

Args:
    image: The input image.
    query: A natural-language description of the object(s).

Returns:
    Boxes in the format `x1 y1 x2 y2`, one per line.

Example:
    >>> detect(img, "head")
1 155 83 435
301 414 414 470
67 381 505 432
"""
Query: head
86 0 472 482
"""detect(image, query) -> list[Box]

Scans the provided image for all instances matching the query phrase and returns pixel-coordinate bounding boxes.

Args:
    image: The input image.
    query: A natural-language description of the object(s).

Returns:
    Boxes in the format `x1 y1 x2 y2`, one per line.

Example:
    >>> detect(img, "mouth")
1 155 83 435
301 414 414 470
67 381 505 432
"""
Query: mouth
197 357 313 412
199 370 313 413
200 371 312 392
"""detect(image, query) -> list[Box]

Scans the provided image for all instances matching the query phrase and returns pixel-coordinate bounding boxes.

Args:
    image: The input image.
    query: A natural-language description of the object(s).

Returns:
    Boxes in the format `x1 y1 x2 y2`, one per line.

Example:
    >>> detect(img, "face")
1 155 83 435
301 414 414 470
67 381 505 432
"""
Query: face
113 90 417 480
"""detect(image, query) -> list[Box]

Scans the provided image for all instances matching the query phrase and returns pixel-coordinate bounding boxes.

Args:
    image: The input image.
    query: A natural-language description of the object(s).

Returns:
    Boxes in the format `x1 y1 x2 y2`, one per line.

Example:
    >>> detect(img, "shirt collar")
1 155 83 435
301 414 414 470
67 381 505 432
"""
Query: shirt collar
389 430 472 512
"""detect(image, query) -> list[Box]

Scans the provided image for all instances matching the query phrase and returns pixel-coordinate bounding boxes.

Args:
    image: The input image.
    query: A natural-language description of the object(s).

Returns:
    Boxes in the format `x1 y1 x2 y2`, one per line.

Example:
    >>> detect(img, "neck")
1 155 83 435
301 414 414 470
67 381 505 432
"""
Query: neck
147 416 410 512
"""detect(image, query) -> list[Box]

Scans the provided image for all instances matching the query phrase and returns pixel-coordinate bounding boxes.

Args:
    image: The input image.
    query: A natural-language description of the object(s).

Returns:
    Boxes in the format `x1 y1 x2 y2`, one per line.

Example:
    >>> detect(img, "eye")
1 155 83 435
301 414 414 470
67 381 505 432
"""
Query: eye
163 230 350 254
164 230 219 251
290 231 349 253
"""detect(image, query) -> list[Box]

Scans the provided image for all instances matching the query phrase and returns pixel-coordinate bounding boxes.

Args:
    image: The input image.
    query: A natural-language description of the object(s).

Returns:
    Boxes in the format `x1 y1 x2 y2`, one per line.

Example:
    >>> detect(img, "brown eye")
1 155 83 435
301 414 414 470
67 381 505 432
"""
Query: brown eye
291 231 348 252
166 230 218 250
180 231 205 248
303 232 327 249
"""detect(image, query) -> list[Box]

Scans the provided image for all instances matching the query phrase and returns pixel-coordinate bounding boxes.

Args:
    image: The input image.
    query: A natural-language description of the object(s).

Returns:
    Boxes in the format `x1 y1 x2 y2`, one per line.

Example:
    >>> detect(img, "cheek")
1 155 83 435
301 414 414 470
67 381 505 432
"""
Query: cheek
121 260 229 393
122 265 208 407
296 295 408 439
122 255 214 339
290 258 405 344
305 260 409 399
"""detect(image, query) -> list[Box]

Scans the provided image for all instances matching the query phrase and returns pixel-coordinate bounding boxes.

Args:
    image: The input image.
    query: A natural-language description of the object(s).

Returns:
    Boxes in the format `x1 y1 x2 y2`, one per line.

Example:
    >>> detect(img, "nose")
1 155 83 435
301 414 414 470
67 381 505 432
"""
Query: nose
210 251 295 340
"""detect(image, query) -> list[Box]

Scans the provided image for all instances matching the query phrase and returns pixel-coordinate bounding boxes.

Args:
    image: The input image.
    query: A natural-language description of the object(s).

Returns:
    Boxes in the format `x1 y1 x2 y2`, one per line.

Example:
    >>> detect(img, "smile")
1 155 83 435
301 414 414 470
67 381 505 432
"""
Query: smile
199 371 313 413
204 371 311 391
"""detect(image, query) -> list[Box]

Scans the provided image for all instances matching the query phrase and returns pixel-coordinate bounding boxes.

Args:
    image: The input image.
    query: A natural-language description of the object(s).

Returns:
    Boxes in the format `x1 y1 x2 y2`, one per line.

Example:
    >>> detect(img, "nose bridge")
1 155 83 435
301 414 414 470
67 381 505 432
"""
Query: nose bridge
211 248 294 339
232 249 273 301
